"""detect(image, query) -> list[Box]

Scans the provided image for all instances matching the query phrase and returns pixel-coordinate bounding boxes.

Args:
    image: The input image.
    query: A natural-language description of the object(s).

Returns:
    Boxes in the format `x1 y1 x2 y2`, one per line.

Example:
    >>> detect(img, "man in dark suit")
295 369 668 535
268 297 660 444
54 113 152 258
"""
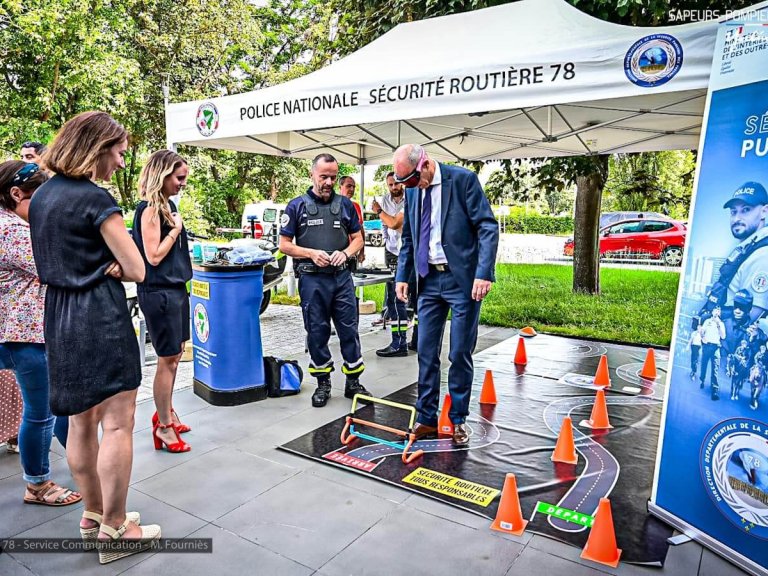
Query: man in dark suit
394 144 499 446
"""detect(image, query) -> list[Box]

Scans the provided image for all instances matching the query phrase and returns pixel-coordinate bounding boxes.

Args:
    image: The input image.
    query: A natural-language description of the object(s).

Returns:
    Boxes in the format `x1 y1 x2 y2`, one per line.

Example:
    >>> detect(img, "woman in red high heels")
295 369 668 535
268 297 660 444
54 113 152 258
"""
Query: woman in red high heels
131 150 192 453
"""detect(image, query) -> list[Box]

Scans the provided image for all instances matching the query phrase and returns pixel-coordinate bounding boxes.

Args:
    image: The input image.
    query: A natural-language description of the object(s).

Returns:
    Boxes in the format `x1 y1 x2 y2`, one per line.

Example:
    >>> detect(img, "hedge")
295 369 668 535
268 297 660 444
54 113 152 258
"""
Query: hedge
497 214 574 235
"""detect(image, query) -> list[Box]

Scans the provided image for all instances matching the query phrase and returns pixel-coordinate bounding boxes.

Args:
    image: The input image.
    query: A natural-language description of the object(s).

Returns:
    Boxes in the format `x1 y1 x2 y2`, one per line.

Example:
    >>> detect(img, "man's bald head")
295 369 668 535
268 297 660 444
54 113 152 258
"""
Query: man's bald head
392 144 435 190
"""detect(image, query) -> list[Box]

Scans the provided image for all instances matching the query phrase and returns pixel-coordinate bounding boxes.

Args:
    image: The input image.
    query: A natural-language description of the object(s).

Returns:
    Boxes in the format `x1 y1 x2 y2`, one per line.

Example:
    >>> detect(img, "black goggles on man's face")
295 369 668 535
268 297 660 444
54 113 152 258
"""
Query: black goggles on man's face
11 163 40 186
394 150 427 188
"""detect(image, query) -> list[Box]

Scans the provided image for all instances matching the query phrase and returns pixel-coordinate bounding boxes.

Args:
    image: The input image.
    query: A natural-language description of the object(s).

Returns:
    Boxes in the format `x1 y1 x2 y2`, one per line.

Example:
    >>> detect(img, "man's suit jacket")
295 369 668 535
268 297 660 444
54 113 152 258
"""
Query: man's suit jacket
396 163 499 299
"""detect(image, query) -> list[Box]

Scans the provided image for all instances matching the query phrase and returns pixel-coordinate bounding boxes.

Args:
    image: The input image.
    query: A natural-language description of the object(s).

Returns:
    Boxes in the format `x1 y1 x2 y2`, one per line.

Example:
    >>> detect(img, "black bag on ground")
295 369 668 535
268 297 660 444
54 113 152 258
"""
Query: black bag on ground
263 356 303 397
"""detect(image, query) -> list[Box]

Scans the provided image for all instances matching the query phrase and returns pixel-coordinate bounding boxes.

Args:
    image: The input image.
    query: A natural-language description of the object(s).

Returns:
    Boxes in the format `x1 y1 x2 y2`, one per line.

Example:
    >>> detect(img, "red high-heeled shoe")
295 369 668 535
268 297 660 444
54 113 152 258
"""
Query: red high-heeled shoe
152 410 191 434
152 422 191 453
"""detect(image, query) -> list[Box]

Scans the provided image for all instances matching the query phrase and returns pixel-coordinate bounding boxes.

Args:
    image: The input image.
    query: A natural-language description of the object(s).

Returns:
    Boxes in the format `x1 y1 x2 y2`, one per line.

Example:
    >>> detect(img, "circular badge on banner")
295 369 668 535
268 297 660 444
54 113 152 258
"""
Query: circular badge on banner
624 34 683 88
700 418 768 539
752 273 768 294
194 303 210 343
196 102 219 137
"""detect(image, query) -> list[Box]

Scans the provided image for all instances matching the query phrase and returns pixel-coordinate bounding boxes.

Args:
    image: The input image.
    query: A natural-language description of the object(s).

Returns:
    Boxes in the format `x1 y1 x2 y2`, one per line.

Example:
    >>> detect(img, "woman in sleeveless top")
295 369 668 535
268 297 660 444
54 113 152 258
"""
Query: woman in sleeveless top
29 112 161 563
131 150 192 453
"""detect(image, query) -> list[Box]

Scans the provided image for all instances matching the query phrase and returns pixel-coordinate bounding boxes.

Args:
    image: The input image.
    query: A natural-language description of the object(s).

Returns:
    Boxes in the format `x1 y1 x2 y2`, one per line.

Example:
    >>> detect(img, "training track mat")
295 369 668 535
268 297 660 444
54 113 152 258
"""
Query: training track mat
280 333 673 565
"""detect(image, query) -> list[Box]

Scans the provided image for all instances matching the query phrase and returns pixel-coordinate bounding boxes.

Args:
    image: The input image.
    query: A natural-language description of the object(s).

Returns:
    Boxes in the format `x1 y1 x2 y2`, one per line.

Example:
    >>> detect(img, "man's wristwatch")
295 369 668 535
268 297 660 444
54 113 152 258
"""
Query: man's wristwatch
375 207 382 215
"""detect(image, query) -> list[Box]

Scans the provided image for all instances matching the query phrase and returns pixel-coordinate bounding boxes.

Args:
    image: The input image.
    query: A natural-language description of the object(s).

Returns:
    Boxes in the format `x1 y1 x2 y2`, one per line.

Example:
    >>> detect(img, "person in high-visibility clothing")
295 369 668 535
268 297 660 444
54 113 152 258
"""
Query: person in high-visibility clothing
279 153 370 407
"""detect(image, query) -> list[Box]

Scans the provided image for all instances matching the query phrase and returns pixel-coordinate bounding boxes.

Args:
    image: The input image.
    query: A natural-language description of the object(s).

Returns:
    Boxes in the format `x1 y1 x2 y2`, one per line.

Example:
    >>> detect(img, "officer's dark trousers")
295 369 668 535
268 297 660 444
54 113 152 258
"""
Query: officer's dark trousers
383 281 409 349
700 343 720 393
384 250 416 348
299 270 363 380
416 267 480 426
690 344 700 375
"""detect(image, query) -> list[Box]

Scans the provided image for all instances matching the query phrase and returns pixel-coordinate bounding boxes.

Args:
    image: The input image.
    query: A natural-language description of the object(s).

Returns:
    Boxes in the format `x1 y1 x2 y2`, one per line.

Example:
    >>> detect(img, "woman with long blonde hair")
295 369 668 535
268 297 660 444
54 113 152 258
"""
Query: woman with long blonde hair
28 111 161 564
132 150 192 453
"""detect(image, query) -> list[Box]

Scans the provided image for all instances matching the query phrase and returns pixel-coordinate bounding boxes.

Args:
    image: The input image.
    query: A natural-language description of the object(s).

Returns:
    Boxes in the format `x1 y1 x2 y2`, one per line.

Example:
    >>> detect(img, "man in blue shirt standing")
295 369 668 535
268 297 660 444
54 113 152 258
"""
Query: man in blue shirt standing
279 153 369 407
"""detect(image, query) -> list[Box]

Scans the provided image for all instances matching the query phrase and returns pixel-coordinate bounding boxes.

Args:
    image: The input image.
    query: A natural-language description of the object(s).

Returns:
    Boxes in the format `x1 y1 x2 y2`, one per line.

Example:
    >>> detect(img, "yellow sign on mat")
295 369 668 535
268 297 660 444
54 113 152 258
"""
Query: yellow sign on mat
191 280 210 300
402 467 499 507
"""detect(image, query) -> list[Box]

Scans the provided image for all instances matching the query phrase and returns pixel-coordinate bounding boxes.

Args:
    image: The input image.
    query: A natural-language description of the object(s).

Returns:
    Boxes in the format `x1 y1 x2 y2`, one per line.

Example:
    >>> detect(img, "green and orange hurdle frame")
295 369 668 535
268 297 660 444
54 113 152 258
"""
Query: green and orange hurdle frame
340 394 425 464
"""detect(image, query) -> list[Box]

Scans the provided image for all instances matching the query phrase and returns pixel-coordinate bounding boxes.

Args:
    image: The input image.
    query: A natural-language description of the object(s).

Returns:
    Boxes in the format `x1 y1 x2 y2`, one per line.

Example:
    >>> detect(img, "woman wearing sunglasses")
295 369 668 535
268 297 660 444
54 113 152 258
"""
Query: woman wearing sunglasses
0 161 79 507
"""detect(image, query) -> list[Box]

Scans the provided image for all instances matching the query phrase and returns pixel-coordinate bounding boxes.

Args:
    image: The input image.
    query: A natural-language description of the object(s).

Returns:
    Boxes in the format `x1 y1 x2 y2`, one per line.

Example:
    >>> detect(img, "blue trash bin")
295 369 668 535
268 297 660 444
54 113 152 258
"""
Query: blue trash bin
190 263 267 405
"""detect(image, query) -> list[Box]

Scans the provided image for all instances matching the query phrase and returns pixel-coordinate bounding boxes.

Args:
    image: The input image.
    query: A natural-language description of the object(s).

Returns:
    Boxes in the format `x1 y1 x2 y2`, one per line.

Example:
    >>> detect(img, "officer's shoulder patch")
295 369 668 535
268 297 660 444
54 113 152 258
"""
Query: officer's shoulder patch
752 273 768 294
280 213 290 227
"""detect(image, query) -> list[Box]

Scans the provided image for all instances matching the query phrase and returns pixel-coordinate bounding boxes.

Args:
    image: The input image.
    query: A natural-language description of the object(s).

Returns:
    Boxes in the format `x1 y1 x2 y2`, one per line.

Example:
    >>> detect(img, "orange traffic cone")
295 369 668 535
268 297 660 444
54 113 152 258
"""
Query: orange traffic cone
581 389 613 429
514 338 527 366
551 417 578 464
490 473 528 536
580 498 622 568
593 355 610 387
438 394 453 437
519 326 537 338
640 348 657 380
479 370 497 405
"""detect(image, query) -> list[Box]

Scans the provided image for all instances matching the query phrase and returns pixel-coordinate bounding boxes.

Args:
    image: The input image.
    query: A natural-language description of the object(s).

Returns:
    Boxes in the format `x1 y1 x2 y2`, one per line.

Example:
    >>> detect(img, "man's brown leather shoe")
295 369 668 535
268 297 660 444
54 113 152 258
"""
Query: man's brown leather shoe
452 423 469 447
412 423 438 439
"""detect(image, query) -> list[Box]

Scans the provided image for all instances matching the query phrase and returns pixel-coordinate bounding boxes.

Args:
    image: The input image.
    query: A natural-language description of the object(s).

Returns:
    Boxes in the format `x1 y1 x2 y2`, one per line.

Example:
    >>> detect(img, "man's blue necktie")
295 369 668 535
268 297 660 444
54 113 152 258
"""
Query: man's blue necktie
417 186 433 278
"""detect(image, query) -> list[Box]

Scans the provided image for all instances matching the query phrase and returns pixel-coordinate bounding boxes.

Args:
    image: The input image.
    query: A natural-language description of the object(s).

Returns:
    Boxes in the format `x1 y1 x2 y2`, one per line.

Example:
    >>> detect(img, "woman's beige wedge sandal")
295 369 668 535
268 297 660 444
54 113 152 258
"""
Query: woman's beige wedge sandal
97 521 161 564
80 510 141 549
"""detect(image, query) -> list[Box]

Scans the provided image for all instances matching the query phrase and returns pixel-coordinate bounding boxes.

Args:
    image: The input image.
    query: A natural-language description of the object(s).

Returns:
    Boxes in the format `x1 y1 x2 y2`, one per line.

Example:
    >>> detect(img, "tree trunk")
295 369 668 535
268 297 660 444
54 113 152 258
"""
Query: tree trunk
572 165 607 294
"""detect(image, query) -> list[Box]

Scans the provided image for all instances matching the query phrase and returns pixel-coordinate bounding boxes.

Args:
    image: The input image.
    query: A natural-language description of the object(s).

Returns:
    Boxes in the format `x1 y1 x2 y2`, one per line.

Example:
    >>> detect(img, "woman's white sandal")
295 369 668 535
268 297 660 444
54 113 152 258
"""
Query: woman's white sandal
97 521 161 565
80 510 141 549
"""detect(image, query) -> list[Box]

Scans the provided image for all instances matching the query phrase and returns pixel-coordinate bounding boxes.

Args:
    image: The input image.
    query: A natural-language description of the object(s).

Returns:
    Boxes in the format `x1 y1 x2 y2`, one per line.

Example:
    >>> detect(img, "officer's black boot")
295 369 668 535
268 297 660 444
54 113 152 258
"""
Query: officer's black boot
345 378 371 401
311 377 332 408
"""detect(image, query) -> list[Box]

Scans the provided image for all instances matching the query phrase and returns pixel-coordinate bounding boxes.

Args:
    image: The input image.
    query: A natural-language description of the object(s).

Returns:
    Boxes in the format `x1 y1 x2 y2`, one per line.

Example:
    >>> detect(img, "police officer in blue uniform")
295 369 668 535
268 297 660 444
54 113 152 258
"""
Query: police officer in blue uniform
279 153 370 407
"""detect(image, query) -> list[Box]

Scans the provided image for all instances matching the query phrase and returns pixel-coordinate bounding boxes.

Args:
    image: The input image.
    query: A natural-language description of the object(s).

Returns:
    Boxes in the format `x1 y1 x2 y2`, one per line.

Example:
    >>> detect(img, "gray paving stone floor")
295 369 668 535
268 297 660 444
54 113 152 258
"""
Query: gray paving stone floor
0 305 752 575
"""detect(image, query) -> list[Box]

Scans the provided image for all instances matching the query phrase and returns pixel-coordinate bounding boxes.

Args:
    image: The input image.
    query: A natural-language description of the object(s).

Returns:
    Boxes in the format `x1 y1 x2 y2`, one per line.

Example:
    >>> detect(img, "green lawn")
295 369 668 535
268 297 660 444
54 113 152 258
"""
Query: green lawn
273 264 680 347
480 264 679 346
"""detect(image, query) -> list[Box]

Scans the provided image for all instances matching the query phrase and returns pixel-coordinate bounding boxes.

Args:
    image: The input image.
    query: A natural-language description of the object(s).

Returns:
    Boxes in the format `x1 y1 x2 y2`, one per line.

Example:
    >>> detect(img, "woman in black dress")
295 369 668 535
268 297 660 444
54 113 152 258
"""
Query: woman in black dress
29 111 161 563
131 150 192 453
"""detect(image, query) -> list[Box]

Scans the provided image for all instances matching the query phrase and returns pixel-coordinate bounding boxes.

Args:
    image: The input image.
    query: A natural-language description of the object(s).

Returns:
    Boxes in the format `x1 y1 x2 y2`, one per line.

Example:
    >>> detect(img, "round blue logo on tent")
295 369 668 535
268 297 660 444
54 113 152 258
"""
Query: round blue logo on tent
624 34 683 88
700 418 768 539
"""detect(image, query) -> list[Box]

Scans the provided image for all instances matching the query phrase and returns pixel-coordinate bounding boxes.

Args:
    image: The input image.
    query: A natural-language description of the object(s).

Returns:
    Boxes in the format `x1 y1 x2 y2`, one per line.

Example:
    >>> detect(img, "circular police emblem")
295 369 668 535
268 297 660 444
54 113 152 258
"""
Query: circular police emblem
752 273 768 294
196 102 219 137
280 213 290 227
700 419 768 539
624 34 683 88
194 303 210 343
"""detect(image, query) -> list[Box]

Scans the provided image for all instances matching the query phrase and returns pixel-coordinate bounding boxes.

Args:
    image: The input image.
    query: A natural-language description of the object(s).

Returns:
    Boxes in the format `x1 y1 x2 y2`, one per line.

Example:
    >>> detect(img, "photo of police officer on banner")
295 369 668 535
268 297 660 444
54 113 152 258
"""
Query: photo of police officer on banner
690 181 768 409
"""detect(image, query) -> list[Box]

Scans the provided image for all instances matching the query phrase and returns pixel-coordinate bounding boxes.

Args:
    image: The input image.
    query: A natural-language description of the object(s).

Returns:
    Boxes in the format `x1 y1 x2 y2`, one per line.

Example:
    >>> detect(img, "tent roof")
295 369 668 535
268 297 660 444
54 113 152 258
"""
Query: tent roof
165 0 721 163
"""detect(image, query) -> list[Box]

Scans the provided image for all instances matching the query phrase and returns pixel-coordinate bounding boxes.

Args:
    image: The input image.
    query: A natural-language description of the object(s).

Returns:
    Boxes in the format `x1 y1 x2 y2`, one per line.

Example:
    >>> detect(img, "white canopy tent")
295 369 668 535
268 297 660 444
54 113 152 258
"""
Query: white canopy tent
165 0 724 165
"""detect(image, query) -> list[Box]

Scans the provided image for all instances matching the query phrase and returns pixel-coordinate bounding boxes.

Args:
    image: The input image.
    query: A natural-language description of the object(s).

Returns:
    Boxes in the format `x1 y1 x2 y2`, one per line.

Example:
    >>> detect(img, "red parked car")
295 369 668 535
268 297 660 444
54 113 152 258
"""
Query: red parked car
563 218 686 266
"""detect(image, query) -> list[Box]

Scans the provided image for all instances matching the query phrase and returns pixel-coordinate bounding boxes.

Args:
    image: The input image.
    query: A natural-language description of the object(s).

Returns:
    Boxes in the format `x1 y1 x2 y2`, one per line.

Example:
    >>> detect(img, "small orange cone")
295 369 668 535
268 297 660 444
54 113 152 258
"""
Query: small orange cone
479 370 497 405
519 326 537 338
640 348 657 380
581 389 613 429
593 355 610 387
514 338 527 366
490 473 528 536
551 417 578 464
438 394 453 437
580 498 622 568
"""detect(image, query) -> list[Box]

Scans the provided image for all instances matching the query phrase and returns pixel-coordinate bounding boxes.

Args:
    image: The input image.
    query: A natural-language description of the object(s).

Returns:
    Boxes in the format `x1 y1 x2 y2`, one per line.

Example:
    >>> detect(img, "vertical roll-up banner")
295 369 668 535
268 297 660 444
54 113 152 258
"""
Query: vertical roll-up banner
650 7 768 576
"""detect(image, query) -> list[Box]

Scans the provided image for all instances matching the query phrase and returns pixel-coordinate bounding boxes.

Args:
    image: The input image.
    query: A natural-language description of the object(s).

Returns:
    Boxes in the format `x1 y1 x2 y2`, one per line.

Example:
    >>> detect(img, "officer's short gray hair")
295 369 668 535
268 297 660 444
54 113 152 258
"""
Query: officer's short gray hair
312 153 337 170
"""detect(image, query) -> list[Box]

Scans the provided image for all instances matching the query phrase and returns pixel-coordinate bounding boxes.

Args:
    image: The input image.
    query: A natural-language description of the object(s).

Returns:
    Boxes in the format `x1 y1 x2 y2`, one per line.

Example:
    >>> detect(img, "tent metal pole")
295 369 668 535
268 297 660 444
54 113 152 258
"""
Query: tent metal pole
162 80 177 152
547 106 552 139
358 148 365 302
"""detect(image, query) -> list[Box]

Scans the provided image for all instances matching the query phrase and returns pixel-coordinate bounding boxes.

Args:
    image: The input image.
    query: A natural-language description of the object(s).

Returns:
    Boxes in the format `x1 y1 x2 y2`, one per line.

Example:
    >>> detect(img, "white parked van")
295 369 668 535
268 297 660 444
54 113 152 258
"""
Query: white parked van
241 201 287 241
